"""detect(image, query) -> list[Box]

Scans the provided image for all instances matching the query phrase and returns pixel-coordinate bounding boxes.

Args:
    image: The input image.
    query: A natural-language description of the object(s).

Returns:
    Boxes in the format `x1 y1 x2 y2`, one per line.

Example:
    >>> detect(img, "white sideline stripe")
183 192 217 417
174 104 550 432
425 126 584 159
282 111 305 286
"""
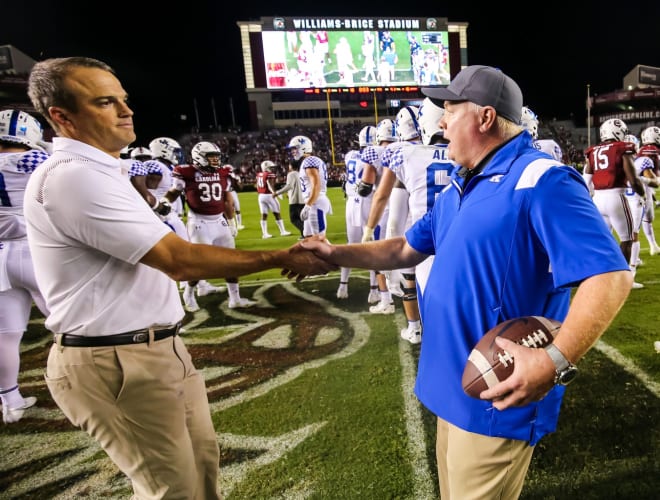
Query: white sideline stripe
594 340 660 398
398 316 436 499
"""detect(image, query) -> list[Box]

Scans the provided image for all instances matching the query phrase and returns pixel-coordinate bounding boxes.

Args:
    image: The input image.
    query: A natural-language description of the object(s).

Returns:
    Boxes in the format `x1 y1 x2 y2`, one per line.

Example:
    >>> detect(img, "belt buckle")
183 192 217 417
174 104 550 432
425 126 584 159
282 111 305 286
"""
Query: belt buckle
132 332 148 343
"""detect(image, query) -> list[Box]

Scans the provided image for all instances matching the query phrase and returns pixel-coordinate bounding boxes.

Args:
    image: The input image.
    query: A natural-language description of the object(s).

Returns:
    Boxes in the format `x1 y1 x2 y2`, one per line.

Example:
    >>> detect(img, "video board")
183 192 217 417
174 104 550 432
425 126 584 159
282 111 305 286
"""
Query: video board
238 17 467 91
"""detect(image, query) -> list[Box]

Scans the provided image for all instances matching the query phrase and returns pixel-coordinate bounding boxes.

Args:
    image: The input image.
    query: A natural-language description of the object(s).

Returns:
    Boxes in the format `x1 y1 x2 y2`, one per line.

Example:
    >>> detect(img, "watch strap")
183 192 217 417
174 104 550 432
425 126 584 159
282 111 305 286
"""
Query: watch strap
545 343 570 371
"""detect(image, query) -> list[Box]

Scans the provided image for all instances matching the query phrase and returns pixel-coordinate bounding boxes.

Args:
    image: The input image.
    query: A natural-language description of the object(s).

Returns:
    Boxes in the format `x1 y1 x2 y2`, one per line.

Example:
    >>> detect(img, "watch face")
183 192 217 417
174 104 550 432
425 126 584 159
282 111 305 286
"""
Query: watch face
558 366 578 385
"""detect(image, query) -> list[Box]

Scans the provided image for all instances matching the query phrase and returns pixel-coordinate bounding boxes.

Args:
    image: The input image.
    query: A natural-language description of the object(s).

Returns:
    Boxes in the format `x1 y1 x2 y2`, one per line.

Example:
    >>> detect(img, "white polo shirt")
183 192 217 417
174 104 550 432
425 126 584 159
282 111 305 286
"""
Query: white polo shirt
24 137 184 336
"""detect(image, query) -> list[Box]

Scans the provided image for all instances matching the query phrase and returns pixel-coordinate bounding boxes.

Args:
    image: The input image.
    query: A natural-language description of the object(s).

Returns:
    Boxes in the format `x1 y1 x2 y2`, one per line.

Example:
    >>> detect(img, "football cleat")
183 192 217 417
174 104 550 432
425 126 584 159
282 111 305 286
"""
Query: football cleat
183 285 200 312
280 231 292 236
3 396 37 424
367 289 380 304
369 301 395 314
650 245 660 256
336 284 349 299
632 282 644 290
400 325 422 345
196 281 226 296
228 297 257 309
262 233 273 239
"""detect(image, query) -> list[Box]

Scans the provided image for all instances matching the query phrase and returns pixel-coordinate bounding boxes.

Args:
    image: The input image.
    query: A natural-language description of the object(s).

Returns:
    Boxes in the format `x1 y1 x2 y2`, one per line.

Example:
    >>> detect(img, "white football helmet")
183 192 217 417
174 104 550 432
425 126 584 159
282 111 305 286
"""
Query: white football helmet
641 126 660 146
287 135 313 160
130 146 152 160
149 137 182 164
0 109 44 151
417 97 445 145
191 141 222 170
358 125 376 147
624 134 640 152
395 105 421 141
521 106 539 139
375 118 397 144
599 119 628 142
261 160 276 172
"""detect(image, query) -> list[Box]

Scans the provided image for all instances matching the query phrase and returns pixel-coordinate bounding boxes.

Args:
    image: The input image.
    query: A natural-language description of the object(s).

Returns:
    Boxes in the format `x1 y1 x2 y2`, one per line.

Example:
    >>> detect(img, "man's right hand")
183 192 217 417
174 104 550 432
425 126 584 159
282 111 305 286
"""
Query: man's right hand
279 236 336 281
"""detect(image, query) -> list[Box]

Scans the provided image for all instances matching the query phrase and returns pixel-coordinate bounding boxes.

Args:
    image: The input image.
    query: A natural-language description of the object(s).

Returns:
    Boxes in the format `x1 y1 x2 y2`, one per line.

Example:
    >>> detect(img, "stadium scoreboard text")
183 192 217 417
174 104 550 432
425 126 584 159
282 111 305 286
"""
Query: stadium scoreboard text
264 17 446 32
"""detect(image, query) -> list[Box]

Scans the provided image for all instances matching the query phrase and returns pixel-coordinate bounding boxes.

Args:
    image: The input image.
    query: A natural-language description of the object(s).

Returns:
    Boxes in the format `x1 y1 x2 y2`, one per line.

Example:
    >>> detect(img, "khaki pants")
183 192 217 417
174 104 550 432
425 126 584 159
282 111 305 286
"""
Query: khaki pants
436 417 534 500
46 334 220 500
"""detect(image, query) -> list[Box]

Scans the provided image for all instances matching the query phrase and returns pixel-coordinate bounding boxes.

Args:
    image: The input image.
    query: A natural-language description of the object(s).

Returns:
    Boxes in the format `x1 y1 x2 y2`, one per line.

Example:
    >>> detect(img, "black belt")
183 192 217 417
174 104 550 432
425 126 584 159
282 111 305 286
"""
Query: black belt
55 324 181 347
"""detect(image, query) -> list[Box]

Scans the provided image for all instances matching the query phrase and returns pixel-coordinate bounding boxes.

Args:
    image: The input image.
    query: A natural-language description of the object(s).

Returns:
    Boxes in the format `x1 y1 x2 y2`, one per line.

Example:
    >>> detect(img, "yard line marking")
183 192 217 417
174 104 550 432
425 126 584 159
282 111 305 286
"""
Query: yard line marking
595 340 660 398
399 316 436 499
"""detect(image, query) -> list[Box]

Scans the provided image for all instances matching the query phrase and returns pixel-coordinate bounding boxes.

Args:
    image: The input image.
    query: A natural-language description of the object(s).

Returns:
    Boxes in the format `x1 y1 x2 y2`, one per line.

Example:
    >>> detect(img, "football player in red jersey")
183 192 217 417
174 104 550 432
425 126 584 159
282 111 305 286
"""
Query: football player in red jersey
637 126 660 254
163 141 256 311
255 160 292 239
583 118 645 289
221 163 244 230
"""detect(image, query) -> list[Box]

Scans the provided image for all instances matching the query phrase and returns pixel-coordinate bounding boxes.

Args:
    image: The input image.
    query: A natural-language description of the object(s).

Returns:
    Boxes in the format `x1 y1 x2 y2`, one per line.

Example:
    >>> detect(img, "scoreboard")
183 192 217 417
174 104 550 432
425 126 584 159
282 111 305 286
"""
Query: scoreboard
237 16 469 92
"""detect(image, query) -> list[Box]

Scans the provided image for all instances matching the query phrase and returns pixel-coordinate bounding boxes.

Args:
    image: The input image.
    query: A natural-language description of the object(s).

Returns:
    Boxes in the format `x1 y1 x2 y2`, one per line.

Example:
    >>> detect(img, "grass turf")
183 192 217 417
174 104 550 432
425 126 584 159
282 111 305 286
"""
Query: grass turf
1 187 658 499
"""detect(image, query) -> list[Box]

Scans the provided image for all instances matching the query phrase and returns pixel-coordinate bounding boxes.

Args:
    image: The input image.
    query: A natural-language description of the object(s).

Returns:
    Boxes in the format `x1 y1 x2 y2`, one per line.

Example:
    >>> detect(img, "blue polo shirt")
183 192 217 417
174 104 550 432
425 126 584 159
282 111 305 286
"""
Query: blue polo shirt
406 132 629 445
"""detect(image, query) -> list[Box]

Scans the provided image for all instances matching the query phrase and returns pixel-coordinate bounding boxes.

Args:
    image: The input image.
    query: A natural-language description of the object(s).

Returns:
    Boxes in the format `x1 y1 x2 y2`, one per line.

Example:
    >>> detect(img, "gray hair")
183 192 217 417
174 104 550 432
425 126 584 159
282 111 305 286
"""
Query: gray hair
27 57 114 130
470 102 523 140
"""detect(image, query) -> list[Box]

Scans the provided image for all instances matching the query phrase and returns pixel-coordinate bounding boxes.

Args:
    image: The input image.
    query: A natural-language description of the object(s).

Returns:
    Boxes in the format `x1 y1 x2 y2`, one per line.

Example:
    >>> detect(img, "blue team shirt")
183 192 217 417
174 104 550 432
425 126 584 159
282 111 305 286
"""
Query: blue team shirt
405 132 629 445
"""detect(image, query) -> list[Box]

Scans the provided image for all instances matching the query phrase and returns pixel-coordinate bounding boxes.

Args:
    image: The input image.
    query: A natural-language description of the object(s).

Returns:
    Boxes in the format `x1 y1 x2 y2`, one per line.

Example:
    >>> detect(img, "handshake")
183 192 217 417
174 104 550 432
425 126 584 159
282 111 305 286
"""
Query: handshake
280 234 337 281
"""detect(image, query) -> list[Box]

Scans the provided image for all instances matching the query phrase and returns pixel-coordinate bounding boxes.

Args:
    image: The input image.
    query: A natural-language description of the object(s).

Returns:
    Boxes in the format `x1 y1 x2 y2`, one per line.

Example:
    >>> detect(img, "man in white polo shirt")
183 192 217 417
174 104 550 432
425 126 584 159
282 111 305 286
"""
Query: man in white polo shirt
24 56 335 500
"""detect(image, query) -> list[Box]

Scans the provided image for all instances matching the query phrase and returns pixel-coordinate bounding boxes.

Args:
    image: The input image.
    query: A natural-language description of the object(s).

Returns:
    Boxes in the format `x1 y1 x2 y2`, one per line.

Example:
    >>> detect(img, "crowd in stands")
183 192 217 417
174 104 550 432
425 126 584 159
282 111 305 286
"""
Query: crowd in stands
177 116 598 190
179 121 366 188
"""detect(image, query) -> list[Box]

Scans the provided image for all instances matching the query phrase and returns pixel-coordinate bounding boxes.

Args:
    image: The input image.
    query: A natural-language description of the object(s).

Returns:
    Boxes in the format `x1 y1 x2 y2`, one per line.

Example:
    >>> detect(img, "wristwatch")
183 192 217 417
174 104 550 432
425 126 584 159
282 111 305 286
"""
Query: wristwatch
544 344 578 386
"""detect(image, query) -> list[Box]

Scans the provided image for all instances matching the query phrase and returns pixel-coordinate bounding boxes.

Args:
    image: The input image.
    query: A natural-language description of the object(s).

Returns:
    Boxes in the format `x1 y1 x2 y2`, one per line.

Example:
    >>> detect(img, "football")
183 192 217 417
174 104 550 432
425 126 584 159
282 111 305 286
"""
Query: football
462 316 562 398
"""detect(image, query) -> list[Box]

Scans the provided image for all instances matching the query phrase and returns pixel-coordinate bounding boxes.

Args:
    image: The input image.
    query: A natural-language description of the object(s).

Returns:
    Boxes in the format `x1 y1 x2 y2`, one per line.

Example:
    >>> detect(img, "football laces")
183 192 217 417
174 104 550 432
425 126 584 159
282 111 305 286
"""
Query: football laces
520 329 550 347
497 350 514 367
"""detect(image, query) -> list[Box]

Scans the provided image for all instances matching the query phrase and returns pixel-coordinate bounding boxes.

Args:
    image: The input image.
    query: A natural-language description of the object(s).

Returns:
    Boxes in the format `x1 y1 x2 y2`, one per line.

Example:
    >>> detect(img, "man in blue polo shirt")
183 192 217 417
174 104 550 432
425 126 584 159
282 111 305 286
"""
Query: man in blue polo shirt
300 65 632 499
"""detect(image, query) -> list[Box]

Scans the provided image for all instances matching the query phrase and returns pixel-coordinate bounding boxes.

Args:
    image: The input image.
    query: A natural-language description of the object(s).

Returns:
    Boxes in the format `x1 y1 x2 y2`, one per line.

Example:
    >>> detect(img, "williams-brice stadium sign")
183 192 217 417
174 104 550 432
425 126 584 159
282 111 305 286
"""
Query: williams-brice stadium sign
262 16 447 32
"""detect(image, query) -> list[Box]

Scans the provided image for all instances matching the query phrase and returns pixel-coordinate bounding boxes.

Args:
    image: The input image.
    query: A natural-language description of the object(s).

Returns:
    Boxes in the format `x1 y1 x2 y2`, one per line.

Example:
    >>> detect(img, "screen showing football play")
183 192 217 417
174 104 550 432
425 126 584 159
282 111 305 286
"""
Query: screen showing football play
256 17 452 90
262 29 450 89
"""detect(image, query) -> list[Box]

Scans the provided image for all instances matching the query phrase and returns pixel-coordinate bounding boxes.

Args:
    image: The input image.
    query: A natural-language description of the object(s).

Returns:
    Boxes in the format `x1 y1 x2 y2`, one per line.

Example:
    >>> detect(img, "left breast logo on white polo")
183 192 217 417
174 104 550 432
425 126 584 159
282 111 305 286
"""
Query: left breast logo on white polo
489 175 504 183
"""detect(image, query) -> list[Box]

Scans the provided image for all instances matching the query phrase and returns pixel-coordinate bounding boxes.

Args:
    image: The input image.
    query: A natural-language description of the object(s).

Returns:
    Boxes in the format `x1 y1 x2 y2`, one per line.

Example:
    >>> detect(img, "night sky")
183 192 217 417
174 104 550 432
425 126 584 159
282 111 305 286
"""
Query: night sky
4 2 658 142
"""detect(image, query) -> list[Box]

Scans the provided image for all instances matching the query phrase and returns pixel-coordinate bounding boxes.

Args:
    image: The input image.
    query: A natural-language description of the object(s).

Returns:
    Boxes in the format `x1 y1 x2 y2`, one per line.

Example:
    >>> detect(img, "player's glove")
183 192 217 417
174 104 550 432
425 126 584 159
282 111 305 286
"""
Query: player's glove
227 217 238 238
300 204 311 221
154 198 171 216
361 226 375 243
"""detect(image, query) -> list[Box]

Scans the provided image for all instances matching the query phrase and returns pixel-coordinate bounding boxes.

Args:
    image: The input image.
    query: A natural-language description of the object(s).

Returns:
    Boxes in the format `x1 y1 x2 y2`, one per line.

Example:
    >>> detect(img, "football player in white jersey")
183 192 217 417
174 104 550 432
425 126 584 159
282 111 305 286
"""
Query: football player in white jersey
286 135 332 238
624 134 659 288
387 99 458 343
521 106 564 161
336 125 382 302
127 146 158 209
364 106 422 337
0 110 49 423
359 119 398 311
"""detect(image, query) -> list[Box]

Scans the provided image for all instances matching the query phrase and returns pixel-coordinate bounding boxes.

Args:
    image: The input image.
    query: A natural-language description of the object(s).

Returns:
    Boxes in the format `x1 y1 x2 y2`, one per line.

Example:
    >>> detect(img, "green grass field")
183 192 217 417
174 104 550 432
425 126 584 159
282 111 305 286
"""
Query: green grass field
1 187 659 499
